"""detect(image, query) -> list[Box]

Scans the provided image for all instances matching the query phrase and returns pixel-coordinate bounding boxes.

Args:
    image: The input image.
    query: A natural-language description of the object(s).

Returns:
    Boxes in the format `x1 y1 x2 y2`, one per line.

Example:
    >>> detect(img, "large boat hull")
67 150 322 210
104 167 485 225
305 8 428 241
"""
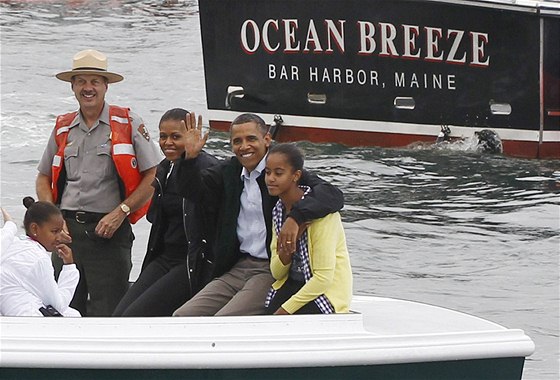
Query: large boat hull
199 0 560 158
0 296 534 379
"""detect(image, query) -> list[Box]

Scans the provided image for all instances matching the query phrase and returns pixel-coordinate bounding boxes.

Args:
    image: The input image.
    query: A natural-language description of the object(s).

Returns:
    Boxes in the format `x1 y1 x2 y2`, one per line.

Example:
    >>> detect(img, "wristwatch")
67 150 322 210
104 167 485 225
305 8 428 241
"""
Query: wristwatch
120 203 131 216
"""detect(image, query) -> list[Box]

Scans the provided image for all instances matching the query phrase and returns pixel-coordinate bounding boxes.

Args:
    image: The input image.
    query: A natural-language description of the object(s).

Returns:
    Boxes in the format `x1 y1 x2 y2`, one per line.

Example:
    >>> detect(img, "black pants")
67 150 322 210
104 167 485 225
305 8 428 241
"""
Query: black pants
52 216 133 317
113 256 192 317
266 277 322 315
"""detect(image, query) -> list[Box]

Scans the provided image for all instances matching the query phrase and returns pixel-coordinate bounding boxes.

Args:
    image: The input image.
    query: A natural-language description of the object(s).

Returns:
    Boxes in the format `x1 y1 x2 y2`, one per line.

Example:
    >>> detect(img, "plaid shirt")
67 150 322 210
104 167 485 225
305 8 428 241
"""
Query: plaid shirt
265 186 334 314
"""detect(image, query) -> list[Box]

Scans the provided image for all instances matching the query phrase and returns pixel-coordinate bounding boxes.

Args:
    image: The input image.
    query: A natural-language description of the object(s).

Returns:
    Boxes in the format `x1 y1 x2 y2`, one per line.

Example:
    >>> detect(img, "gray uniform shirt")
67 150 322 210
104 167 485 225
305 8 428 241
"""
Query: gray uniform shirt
37 102 161 213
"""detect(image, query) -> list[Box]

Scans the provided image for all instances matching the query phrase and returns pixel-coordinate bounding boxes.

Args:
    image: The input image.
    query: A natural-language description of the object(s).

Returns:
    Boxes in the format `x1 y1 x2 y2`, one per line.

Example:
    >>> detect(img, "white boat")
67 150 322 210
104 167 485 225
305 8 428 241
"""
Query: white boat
0 295 534 379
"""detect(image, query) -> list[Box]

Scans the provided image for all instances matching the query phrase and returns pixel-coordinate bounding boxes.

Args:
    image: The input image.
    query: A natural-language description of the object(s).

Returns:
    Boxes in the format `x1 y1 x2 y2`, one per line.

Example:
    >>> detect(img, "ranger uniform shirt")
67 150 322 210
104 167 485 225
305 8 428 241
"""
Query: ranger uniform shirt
38 102 161 213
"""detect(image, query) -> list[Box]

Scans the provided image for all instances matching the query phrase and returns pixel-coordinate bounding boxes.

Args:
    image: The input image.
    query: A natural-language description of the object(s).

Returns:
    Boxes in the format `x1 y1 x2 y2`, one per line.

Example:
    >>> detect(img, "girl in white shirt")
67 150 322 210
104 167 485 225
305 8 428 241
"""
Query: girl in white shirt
0 200 80 317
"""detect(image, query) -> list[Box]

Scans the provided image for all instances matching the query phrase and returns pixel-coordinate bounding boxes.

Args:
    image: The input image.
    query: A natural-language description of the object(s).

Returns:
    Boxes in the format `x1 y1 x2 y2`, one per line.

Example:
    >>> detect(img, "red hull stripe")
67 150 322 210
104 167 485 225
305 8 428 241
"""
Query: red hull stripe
210 119 559 159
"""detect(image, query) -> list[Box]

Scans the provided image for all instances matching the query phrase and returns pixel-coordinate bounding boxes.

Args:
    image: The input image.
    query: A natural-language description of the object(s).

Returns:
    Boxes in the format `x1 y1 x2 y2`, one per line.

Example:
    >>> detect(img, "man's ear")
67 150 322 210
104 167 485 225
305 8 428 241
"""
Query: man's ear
264 132 272 147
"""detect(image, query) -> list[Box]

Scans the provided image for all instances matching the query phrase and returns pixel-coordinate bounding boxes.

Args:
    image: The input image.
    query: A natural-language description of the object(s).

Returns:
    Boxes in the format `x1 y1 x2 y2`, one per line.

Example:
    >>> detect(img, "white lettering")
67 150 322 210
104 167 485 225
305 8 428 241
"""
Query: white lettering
379 22 399 57
446 29 466 64
321 68 331 82
268 64 276 79
448 75 456 90
325 19 345 53
333 67 341 83
291 65 299 80
241 20 260 54
470 32 490 67
310 66 318 81
357 21 376 54
395 72 405 87
371 71 379 86
395 72 457 90
303 20 323 52
242 18 489 68
410 73 419 88
263 19 280 53
283 19 300 52
432 74 442 89
269 64 300 80
280 65 288 79
402 24 421 59
346 68 354 84
425 27 443 62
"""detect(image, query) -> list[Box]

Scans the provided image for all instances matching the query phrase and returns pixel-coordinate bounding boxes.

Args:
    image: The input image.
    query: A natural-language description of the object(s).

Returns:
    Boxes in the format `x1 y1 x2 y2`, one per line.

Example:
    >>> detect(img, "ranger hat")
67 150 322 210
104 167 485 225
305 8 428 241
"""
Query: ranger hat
56 49 124 83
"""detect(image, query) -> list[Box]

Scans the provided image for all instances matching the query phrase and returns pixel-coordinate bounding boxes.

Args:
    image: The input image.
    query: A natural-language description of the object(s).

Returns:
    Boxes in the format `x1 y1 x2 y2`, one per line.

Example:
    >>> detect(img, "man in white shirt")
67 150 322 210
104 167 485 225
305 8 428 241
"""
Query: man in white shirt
173 113 344 316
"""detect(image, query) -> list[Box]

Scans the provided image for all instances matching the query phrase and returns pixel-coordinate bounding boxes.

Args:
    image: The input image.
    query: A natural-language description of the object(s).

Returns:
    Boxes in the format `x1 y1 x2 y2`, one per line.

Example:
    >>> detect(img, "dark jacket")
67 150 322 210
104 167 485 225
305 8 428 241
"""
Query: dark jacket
141 151 219 293
177 155 344 278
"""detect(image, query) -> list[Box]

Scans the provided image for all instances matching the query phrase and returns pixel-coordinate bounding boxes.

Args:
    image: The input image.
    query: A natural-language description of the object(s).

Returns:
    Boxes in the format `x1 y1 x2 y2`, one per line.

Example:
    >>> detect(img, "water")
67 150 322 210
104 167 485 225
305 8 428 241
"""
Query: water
1 1 559 378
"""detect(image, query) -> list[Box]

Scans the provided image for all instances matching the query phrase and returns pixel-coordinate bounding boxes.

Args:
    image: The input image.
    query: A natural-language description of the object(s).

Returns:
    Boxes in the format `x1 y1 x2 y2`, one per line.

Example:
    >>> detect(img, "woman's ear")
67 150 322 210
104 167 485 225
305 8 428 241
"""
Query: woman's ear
293 169 302 183
29 222 39 237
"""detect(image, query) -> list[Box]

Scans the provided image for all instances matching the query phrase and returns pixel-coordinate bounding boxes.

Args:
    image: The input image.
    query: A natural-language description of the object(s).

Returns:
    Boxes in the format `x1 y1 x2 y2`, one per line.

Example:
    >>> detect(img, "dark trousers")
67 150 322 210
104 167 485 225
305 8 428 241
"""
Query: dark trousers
266 277 322 315
113 257 192 317
52 216 133 317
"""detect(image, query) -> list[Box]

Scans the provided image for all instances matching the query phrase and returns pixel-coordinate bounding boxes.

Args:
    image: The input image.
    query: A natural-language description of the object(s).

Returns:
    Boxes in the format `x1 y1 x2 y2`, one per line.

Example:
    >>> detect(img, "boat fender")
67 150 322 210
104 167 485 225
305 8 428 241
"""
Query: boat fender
436 125 451 144
270 114 283 139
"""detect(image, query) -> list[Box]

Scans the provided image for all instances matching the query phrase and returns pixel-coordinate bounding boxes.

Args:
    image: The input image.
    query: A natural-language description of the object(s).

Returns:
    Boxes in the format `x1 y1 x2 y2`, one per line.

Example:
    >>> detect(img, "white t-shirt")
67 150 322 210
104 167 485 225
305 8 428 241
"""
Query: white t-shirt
0 234 80 317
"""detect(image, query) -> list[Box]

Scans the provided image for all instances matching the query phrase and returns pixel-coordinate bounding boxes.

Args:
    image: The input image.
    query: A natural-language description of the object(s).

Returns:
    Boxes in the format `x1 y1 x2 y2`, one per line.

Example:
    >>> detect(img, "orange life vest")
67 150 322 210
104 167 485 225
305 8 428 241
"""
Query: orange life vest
51 105 149 224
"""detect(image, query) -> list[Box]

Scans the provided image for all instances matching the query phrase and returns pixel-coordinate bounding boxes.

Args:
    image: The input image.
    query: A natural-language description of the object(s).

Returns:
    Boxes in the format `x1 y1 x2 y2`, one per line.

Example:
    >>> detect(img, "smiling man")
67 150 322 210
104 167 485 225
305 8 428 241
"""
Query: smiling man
35 49 160 316
172 112 344 316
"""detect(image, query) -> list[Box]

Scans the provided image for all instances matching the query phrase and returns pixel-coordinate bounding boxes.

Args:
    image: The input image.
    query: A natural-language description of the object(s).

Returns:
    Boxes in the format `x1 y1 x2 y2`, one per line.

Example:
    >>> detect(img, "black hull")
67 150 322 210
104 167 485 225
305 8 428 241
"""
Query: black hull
199 0 560 158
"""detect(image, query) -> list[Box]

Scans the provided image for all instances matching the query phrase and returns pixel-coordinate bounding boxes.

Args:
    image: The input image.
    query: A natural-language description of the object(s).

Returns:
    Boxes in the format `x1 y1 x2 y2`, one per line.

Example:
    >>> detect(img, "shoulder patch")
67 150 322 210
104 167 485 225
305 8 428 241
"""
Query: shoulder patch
138 124 150 141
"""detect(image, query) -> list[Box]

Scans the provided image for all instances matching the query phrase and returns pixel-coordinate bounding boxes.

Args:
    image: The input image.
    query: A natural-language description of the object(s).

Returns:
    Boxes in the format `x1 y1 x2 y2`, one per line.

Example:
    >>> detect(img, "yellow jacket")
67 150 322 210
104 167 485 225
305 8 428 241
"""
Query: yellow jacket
270 212 353 314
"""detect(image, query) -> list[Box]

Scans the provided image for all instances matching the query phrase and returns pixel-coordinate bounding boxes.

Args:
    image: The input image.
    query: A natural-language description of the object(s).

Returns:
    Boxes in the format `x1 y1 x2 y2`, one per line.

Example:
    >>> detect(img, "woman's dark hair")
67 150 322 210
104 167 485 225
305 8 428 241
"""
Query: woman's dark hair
268 143 304 172
159 108 189 126
22 197 61 232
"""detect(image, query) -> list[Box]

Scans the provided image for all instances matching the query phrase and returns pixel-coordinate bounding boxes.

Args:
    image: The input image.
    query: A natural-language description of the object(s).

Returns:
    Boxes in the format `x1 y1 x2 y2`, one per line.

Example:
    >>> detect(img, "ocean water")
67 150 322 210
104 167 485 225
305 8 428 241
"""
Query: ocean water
1 1 559 379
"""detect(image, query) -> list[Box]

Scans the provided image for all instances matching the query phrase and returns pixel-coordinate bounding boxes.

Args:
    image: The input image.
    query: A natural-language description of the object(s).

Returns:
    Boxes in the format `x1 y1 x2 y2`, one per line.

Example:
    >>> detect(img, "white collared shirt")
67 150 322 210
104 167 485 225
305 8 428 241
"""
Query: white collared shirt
237 155 268 259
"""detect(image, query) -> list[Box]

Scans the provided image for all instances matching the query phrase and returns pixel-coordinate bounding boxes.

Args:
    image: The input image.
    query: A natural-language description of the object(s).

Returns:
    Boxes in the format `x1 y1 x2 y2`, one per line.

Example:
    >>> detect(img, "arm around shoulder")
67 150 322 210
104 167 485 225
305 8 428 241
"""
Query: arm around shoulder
290 170 344 225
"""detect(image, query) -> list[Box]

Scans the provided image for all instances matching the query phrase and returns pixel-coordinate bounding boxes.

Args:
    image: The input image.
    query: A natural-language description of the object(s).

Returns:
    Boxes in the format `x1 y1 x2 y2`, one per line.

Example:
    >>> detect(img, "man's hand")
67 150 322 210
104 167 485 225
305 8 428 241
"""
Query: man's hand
183 112 208 159
278 217 298 254
95 209 127 239
278 217 310 254
60 219 72 244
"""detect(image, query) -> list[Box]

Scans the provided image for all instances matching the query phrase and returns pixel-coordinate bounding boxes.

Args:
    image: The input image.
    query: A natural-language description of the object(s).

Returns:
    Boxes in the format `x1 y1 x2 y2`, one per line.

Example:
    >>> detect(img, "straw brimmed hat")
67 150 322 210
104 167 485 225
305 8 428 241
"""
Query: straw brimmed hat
56 49 124 83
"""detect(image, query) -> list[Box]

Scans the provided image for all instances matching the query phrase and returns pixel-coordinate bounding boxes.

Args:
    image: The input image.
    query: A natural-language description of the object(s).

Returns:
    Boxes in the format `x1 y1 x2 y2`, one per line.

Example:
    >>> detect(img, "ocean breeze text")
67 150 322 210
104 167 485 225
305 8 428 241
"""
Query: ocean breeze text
240 19 490 90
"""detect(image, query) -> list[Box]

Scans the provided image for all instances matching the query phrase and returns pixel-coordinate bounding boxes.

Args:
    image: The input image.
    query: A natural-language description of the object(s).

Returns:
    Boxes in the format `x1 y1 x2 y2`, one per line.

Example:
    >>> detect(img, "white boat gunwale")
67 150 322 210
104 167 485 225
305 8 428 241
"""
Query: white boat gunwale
0 295 535 370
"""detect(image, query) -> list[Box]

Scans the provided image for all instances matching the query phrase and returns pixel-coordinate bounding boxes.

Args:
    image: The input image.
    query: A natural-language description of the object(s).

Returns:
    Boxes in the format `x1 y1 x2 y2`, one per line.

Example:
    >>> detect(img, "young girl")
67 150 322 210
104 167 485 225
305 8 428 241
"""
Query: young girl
264 143 353 315
112 108 218 316
0 199 80 317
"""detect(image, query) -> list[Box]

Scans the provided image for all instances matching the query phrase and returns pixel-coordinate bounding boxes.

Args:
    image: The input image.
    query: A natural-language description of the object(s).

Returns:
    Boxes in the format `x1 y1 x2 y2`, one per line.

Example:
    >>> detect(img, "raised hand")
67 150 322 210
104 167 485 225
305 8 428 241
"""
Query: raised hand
55 243 74 265
1 207 13 223
183 111 209 159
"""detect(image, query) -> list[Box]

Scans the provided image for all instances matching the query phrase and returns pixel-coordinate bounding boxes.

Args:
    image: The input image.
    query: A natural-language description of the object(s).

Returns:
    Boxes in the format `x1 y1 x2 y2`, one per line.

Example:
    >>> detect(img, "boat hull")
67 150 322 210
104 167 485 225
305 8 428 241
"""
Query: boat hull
0 296 534 379
1 358 526 380
199 0 560 158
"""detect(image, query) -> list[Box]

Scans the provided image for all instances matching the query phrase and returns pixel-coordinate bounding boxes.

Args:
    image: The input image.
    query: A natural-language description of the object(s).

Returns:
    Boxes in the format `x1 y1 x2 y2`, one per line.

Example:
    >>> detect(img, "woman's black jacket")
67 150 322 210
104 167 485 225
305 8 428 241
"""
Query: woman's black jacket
141 151 219 294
